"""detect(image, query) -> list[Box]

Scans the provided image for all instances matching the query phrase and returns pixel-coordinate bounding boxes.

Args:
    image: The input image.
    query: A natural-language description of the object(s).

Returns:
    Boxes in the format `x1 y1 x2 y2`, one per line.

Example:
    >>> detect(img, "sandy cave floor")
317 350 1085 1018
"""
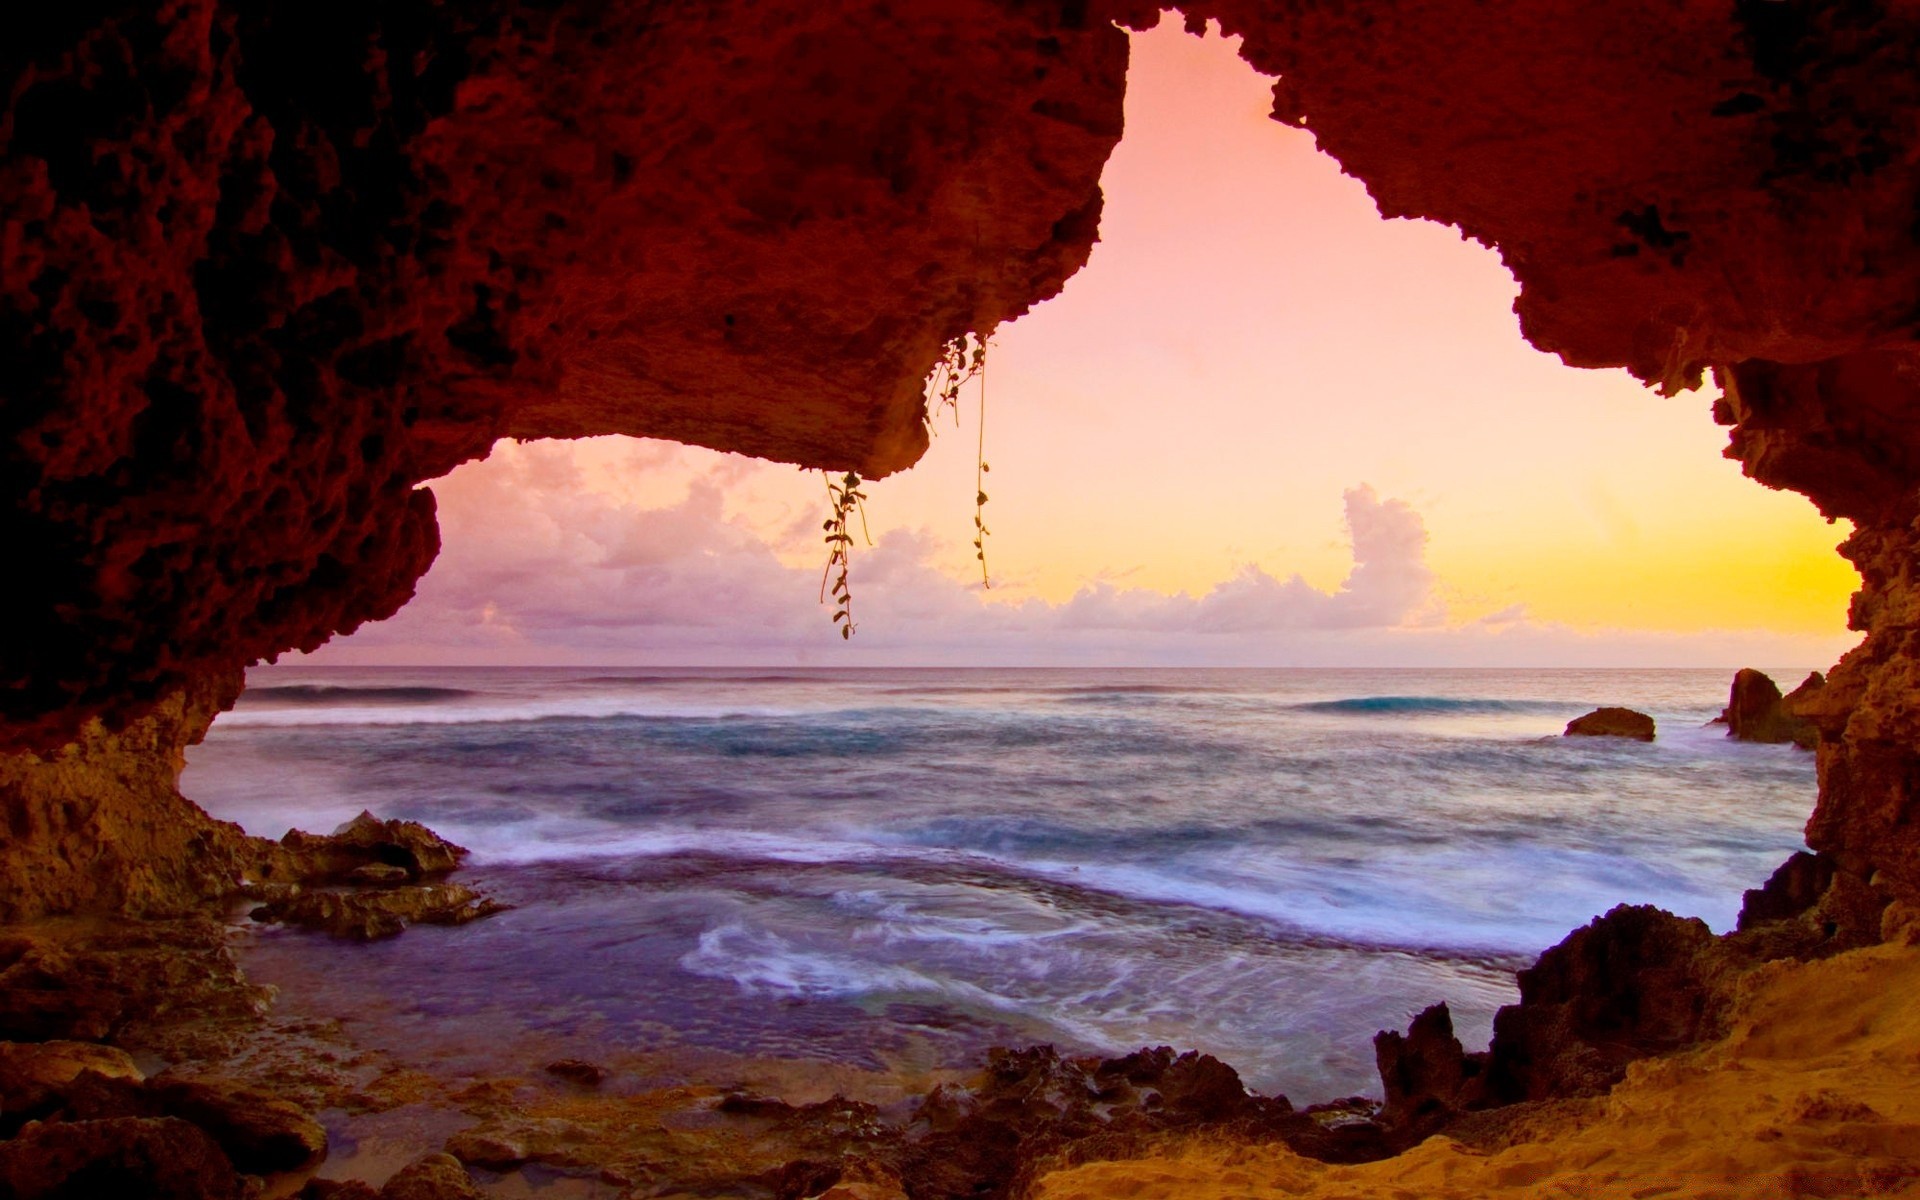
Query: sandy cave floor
1031 938 1920 1199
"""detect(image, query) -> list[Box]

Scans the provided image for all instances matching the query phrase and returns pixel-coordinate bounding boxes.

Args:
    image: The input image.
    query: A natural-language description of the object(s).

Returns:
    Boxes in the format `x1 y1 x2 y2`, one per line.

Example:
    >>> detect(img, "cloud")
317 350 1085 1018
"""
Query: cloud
1050 486 1434 634
299 441 1855 670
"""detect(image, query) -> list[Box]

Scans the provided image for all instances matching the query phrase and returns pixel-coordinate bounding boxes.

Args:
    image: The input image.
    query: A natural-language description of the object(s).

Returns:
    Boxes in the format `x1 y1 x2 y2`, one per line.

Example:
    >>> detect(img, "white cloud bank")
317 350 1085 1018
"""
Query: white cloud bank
300 443 1856 670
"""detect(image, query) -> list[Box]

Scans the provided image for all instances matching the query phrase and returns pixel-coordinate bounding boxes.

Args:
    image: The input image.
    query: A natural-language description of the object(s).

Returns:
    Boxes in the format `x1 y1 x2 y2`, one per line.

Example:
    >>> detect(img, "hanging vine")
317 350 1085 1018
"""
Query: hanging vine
818 333 992 638
819 470 868 639
972 345 991 588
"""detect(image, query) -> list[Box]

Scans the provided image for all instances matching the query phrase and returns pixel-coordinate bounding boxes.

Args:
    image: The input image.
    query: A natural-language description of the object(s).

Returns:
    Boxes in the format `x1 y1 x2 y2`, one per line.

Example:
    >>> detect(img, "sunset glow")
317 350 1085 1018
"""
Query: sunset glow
309 18 1858 668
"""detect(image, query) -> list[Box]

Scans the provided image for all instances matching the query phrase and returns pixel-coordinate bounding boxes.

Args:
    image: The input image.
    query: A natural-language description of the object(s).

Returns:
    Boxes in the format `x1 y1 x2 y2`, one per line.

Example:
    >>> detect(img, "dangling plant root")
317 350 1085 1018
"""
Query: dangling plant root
973 347 991 588
820 470 869 639
926 333 987 428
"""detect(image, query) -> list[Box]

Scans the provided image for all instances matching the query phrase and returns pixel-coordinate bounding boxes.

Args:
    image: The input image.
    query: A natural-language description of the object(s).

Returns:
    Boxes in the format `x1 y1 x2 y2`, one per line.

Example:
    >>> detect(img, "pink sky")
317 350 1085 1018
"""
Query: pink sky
302 18 1859 670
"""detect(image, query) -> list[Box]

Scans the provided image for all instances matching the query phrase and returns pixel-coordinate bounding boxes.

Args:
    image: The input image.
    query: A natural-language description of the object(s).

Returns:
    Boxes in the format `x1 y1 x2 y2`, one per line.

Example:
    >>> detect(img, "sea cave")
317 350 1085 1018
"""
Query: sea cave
4 1 1920 1197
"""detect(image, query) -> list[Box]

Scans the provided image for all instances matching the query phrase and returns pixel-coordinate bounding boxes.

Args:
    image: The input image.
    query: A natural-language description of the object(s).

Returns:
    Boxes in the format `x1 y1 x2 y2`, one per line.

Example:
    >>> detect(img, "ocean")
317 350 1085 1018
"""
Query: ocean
183 666 1818 1101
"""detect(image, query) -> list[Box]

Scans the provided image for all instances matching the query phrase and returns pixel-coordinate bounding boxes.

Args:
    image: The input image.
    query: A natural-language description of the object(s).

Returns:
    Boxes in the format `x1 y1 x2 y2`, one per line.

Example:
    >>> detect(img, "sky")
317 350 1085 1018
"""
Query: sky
303 18 1861 670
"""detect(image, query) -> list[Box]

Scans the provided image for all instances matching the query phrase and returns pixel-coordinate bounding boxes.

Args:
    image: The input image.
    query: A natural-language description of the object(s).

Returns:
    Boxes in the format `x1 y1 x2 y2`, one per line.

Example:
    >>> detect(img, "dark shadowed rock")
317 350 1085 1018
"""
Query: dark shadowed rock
1733 850 1890 960
52 1070 326 1176
1563 707 1655 740
1485 905 1731 1103
0 1041 143 1129
1719 669 1819 748
146 1077 328 1175
1373 1003 1479 1141
0 1116 241 1200
302 1182 381 1200
1371 903 1740 1133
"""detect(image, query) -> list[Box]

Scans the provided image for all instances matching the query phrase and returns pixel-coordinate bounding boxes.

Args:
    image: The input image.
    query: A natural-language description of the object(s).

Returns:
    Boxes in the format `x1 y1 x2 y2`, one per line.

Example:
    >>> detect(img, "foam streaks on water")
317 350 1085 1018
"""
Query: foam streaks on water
188 666 1816 1098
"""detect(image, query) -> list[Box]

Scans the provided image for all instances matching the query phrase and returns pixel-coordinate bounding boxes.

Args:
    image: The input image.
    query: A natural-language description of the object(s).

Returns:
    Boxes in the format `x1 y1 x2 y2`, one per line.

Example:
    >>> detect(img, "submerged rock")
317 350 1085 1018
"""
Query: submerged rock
249 883 507 942
1717 669 1819 749
543 1058 605 1087
1563 707 1656 740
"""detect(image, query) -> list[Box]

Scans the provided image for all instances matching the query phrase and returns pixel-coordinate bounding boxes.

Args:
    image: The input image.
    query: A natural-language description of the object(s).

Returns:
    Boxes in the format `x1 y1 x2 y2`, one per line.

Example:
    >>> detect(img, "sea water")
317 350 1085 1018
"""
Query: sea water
183 666 1817 1100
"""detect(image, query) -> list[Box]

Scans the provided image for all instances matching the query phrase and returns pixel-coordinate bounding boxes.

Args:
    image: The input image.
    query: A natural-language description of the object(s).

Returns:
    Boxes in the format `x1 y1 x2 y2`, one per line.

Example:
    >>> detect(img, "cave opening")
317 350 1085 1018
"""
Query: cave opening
175 9 1848 1127
9 0 1919 1193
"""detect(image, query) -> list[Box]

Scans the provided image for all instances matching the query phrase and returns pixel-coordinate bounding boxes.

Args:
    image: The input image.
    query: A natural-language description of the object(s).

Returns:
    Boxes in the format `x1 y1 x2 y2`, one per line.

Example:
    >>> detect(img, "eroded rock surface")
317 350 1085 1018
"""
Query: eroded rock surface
0 0 1126 751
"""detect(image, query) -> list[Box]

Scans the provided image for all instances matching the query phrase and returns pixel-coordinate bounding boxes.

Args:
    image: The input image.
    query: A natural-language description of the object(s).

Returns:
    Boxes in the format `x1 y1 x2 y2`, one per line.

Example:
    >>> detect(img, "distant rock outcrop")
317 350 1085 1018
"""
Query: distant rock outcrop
1564 707 1656 741
1716 669 1820 749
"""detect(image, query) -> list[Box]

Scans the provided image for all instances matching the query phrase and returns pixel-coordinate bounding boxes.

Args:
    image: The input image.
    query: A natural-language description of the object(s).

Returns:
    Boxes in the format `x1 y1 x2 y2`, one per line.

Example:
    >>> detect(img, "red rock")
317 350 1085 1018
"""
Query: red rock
0 1 1126 751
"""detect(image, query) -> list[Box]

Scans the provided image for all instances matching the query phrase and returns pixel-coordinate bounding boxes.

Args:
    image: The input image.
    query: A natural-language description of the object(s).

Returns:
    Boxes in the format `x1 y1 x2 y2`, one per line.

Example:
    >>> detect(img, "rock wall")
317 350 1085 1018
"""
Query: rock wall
5 0 1920 915
1 0 1125 750
0 669 253 923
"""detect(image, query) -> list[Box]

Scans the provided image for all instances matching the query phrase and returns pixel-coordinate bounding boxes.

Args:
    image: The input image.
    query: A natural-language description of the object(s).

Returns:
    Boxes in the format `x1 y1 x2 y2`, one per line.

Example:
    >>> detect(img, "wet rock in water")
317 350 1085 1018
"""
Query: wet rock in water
544 1058 605 1087
1563 707 1655 740
0 1115 242 1200
378 1152 483 1200
264 811 468 885
1717 668 1820 749
249 883 507 941
0 1040 143 1129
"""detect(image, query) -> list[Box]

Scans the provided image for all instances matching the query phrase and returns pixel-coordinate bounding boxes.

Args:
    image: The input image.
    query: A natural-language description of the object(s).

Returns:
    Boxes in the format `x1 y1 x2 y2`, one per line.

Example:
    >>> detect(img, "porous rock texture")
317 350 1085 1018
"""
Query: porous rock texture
9 13 1920 1195
1 0 1128 752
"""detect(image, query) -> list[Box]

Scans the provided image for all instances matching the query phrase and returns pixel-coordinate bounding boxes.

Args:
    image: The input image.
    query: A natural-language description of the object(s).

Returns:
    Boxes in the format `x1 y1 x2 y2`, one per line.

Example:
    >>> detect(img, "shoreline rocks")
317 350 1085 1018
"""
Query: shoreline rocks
1715 669 1820 749
246 811 508 942
1563 707 1655 741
